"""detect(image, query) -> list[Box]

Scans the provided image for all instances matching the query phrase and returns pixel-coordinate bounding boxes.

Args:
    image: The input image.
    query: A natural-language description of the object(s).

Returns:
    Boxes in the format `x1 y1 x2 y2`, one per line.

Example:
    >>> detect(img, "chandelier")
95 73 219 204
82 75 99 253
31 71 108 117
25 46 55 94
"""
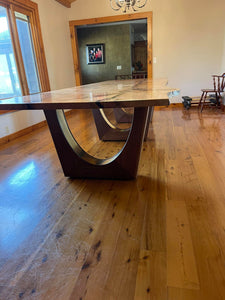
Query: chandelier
110 0 147 13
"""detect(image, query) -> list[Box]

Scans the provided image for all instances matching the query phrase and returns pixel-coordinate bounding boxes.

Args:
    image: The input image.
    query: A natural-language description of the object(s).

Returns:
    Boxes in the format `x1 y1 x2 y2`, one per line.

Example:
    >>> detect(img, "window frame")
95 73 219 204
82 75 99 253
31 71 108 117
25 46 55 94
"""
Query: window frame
0 0 50 114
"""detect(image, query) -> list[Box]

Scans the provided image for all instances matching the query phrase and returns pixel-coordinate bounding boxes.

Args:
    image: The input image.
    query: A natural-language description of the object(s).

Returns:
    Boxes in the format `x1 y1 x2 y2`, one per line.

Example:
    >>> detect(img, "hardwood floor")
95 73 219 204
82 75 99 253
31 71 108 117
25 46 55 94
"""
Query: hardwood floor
0 106 225 299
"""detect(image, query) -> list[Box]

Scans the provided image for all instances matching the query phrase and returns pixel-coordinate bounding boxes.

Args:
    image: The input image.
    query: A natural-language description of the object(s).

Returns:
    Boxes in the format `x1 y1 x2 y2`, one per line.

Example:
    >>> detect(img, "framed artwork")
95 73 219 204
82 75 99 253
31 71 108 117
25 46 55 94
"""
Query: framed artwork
86 44 105 64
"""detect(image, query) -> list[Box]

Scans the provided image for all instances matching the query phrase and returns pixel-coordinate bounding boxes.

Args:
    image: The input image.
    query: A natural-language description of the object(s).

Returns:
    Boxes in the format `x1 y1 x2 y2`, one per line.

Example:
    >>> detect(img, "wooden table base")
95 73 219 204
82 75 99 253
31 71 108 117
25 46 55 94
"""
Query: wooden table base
44 107 149 179
113 107 154 124
92 107 153 141
114 108 133 123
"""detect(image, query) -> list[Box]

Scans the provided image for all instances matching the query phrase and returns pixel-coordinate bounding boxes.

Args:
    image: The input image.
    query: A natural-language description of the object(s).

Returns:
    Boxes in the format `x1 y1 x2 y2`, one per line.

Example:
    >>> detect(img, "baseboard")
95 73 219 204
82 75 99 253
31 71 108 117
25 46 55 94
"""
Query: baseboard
0 120 48 146
0 110 74 146
170 103 183 107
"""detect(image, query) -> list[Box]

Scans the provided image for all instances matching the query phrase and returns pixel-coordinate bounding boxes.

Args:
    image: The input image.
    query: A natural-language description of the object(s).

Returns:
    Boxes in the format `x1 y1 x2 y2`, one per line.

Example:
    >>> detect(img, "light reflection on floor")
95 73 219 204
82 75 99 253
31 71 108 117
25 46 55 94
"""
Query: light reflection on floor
9 161 36 187
0 161 42 255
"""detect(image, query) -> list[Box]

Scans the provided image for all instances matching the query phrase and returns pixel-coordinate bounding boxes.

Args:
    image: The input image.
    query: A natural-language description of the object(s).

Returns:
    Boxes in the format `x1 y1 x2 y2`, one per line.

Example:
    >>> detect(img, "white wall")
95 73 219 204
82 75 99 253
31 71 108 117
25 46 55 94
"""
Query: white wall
36 0 75 90
0 110 46 138
0 0 75 138
222 31 225 74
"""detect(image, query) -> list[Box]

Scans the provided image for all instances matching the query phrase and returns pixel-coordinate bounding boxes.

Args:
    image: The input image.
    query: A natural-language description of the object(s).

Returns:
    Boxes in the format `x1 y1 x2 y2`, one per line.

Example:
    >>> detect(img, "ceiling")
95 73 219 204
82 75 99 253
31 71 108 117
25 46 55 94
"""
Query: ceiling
55 0 77 8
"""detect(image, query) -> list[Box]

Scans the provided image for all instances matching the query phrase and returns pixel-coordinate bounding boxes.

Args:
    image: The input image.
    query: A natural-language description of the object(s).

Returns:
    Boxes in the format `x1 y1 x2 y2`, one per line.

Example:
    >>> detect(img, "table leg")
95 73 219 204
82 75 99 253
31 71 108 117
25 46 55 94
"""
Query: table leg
113 108 133 123
114 107 154 124
92 107 154 141
92 108 130 141
44 107 149 179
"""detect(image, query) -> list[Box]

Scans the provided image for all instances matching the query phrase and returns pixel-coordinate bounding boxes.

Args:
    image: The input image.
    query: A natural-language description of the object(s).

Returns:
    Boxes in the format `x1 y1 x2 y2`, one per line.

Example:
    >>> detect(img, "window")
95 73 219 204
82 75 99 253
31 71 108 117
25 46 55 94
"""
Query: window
15 11 41 94
0 6 22 99
0 0 50 111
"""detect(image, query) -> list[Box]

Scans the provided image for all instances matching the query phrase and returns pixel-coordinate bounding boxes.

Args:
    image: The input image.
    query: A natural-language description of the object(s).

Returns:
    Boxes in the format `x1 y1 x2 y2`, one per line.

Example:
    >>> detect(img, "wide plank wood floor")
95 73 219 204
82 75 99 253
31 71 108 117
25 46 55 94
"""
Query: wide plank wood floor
0 106 225 300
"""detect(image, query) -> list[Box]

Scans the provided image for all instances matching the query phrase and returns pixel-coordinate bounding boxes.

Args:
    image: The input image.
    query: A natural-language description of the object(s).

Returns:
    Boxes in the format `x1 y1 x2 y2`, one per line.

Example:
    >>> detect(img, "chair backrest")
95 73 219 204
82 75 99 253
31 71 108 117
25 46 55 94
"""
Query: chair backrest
115 74 132 80
115 73 148 80
212 73 225 93
132 73 147 79
221 73 225 91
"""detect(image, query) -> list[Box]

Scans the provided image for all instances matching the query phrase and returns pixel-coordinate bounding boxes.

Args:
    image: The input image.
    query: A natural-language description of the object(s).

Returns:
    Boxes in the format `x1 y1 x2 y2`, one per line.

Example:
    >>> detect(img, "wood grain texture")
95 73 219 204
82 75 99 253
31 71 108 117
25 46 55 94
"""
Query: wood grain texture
166 200 200 290
1 106 225 299
54 0 77 7
69 23 82 86
54 0 71 8
134 250 167 300
69 12 153 28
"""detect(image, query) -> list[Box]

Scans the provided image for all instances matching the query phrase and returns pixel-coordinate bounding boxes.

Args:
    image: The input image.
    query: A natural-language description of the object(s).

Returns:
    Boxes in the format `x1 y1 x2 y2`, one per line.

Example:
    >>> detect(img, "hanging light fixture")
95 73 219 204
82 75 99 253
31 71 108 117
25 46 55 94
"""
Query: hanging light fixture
110 0 147 13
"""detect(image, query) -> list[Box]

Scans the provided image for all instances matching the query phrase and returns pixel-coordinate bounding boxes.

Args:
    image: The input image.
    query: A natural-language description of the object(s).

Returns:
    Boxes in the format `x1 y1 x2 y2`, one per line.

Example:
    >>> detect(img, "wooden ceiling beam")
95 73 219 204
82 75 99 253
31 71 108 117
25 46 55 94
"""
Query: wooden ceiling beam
55 0 71 8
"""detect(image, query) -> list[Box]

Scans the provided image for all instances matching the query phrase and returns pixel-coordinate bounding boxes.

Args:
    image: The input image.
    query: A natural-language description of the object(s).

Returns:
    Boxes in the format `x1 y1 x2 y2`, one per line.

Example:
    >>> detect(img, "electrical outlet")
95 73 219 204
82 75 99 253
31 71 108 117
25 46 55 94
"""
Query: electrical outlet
117 65 122 70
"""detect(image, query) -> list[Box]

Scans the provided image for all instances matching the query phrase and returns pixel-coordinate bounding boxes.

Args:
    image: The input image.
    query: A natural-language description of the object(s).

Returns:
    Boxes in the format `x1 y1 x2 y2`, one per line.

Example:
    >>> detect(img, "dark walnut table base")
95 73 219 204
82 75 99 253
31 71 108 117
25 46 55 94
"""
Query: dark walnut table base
44 107 149 179
92 107 153 142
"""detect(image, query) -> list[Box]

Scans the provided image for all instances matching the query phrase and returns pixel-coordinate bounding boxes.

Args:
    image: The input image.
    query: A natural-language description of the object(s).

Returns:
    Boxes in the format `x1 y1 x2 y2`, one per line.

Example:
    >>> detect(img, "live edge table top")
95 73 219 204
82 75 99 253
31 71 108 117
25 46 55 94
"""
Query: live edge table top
0 79 178 110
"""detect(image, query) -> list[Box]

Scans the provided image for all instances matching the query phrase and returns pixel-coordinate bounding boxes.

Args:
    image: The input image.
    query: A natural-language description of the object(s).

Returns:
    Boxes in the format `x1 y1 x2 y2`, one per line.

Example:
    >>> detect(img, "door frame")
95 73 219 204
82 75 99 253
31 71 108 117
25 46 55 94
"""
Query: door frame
69 12 153 86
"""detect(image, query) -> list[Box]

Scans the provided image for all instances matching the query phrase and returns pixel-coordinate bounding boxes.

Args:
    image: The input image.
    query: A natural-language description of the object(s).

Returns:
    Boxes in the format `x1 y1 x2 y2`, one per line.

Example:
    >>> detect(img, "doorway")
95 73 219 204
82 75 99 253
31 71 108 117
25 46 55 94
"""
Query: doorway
69 12 152 86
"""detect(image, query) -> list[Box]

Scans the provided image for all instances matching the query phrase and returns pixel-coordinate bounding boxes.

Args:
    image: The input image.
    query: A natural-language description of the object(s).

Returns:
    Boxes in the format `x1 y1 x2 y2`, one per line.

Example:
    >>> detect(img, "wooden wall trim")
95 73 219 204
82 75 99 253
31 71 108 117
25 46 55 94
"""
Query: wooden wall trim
147 13 152 79
0 119 47 146
69 12 153 86
69 12 153 27
0 0 37 10
55 0 71 8
70 24 82 86
0 110 15 115
54 0 77 8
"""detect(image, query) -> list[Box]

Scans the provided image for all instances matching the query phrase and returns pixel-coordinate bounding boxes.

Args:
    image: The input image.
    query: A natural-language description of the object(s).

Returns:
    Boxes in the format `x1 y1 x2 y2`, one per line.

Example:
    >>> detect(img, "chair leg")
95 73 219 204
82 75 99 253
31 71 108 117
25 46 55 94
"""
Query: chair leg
200 92 207 112
199 92 204 109
215 92 221 108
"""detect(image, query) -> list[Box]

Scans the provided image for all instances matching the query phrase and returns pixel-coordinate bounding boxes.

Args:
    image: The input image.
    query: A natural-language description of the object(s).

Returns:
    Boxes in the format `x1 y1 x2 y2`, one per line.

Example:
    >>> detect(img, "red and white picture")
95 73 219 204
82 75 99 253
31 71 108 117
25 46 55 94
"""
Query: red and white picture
86 44 105 64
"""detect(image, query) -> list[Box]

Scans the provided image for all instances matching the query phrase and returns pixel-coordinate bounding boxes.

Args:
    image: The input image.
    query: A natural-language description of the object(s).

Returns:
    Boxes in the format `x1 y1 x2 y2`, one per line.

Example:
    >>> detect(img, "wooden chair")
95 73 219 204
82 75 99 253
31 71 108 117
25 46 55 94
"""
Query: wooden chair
115 74 132 80
199 73 225 112
114 73 147 80
132 72 147 79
